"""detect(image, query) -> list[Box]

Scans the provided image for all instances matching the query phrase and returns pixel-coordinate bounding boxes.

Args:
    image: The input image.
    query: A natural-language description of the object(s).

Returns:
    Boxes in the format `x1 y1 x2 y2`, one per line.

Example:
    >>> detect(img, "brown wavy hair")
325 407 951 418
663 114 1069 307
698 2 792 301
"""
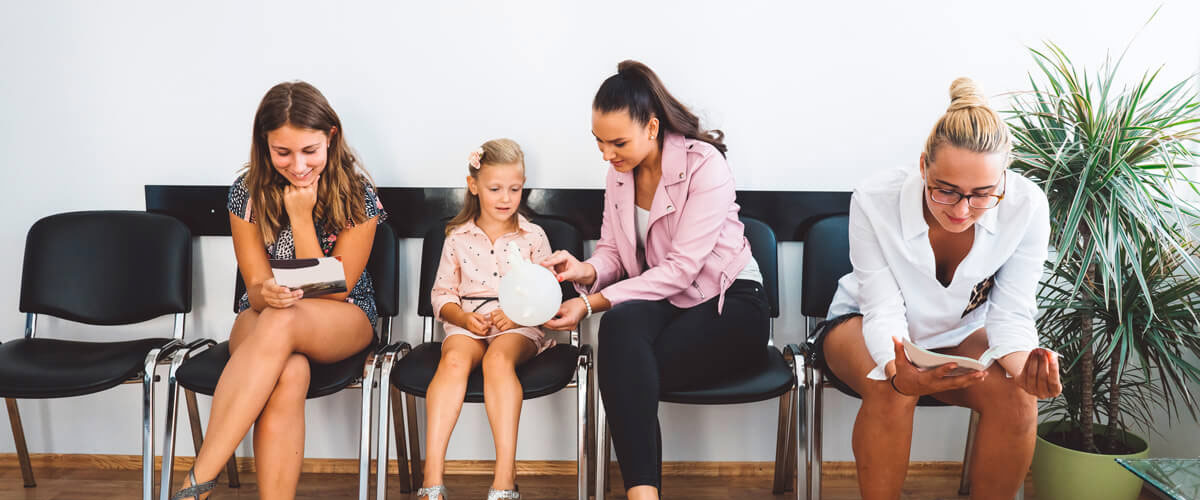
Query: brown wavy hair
592 60 727 157
445 138 526 236
243 81 373 244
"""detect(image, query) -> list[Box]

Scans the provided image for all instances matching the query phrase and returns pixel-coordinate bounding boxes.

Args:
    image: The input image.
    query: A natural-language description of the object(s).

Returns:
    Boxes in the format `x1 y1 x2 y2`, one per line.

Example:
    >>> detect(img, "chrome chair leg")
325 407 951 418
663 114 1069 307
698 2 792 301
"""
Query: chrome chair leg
358 353 378 500
375 351 400 500
795 383 807 500
586 366 598 498
595 395 609 500
773 389 793 494
142 348 160 500
159 350 187 500
576 352 590 500
5 398 35 487
808 366 823 500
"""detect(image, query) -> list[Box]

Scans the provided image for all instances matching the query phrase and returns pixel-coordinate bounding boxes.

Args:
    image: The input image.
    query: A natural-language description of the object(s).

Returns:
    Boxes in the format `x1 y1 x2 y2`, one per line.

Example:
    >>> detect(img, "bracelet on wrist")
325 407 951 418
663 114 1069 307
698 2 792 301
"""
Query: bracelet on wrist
579 294 593 318
889 374 912 396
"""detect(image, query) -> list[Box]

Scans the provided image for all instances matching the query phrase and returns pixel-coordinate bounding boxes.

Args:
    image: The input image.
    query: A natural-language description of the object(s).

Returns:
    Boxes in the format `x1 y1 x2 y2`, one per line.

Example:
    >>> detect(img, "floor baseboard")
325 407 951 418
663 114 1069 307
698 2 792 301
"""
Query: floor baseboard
0 453 966 477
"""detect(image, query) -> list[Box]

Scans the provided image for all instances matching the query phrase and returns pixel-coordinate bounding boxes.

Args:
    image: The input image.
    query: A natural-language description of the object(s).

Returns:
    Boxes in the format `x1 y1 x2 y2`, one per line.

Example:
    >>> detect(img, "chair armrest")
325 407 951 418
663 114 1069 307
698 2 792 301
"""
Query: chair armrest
577 344 593 368
185 338 216 352
784 343 806 388
376 341 411 356
155 338 186 362
374 341 412 375
165 338 217 366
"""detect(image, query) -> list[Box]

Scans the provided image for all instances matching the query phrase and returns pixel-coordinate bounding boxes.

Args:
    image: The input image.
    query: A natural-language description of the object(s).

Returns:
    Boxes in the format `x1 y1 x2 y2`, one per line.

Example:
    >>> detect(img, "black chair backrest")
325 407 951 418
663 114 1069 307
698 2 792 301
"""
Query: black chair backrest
233 222 400 319
740 216 779 318
20 211 192 325
417 217 583 318
801 214 851 318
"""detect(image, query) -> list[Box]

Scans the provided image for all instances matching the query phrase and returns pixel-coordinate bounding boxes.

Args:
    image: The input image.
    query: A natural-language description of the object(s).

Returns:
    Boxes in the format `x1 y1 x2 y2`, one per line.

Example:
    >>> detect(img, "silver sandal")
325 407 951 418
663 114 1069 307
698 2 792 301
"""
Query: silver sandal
487 484 520 499
417 485 449 499
170 469 216 500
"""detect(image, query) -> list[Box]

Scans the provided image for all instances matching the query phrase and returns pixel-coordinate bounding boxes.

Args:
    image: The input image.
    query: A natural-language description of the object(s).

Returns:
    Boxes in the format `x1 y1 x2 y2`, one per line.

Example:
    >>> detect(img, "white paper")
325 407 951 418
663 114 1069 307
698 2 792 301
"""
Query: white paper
270 257 348 297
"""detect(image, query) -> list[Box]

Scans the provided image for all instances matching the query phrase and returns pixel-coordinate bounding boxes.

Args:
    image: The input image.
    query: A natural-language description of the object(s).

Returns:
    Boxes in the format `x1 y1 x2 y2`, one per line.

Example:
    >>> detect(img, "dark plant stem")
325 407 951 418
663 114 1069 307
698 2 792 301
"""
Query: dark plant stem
1079 229 1099 453
1107 341 1123 449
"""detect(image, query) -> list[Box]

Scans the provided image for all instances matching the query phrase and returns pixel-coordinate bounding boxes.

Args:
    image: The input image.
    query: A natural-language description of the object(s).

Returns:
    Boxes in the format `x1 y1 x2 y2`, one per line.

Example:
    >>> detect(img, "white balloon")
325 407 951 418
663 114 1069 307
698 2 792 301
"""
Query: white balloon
498 241 562 327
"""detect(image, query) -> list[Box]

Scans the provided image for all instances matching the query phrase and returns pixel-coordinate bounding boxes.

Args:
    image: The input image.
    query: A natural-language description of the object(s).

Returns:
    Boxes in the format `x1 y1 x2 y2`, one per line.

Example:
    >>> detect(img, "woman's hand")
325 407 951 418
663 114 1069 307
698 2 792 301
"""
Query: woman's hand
490 309 517 332
543 297 587 331
283 176 319 221
261 278 303 309
1015 348 1062 399
463 312 492 336
890 337 987 396
539 250 596 286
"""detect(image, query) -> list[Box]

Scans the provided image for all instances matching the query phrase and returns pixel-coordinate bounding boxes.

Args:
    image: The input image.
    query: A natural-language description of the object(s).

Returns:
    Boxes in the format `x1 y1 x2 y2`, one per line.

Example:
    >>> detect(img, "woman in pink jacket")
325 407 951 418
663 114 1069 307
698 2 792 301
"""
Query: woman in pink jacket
542 60 769 500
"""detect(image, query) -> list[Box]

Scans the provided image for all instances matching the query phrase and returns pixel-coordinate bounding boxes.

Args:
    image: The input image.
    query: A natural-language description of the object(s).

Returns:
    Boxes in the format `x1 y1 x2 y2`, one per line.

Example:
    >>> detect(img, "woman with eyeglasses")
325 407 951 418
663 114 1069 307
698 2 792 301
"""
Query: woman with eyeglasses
815 77 1061 500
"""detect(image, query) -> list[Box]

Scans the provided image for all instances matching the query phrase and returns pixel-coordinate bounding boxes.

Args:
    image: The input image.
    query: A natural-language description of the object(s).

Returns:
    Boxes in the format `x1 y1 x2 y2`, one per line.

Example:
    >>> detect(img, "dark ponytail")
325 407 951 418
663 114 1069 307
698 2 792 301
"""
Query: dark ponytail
592 60 727 156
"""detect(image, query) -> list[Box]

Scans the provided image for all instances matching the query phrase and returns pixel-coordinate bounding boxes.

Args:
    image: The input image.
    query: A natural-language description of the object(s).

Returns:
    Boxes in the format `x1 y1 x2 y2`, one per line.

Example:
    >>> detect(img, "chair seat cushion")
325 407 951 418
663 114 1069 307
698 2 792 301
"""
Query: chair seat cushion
391 342 580 403
660 345 796 405
177 340 374 399
0 337 171 398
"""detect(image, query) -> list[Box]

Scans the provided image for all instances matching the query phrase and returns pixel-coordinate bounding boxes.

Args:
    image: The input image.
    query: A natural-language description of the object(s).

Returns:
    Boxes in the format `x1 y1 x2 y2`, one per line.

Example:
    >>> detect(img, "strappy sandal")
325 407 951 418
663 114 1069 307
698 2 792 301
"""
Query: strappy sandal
417 484 449 499
170 469 216 500
487 484 520 499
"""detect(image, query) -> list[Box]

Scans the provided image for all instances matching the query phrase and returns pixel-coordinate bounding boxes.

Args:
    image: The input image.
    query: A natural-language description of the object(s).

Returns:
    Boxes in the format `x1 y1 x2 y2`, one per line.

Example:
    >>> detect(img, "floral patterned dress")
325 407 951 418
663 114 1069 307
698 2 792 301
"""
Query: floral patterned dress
227 174 388 323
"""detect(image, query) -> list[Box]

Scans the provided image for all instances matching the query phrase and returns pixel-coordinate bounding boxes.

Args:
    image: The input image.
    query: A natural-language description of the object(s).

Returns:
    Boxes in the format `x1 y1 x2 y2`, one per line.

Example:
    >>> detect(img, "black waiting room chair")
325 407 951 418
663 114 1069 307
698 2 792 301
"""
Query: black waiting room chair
0 211 193 500
592 216 806 500
158 221 403 500
799 213 1021 500
373 217 594 500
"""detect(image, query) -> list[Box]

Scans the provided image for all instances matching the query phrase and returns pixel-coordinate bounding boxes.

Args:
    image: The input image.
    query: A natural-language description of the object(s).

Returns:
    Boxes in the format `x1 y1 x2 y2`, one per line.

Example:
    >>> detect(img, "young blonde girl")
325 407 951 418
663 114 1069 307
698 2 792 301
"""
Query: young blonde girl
421 139 555 500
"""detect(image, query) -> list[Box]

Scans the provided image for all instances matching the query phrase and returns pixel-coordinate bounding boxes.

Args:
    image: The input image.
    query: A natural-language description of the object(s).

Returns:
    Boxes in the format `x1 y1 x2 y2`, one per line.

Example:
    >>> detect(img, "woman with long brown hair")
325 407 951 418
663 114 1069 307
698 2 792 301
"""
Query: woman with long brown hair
171 81 385 500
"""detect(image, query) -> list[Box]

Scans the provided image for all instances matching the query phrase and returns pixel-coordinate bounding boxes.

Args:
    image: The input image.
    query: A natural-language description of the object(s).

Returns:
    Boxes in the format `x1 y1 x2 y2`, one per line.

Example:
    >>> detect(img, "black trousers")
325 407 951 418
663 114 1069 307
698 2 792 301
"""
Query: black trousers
597 279 771 491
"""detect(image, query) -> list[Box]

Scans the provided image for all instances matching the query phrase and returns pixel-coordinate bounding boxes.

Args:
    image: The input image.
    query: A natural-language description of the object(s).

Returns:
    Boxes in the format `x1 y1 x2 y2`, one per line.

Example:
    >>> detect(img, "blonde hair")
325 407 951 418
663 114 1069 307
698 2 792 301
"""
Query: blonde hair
445 138 526 235
923 77 1011 163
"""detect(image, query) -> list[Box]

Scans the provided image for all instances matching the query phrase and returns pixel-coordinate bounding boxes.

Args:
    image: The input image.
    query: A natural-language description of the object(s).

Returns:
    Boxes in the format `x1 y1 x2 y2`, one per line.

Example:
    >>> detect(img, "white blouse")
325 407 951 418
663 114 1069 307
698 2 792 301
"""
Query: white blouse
827 166 1050 380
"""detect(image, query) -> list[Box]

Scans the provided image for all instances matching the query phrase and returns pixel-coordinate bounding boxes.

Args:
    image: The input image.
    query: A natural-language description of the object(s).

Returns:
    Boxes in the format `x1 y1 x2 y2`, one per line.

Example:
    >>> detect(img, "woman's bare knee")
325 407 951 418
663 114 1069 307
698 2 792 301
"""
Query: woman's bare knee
251 307 300 348
859 378 918 417
276 354 311 394
975 376 1037 428
229 309 260 352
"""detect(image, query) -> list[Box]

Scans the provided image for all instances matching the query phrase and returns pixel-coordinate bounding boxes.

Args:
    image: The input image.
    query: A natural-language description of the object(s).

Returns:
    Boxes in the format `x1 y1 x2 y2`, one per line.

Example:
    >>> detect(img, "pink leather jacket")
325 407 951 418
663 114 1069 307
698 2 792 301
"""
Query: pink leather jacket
578 133 752 313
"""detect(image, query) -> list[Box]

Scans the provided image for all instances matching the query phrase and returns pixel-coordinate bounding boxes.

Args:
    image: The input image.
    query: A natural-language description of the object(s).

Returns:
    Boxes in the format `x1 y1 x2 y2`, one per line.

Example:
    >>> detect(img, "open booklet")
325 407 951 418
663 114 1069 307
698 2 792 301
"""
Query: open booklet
902 338 1004 376
269 256 347 297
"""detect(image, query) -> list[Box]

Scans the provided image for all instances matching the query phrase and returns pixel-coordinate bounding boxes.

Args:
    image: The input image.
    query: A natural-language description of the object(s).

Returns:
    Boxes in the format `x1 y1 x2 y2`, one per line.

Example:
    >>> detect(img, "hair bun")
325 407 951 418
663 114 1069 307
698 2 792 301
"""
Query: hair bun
947 77 989 112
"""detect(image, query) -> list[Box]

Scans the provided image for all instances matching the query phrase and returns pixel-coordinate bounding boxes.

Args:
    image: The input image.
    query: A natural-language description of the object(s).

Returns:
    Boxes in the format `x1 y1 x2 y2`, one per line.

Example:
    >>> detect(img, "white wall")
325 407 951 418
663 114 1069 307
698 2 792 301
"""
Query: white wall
1 0 1198 463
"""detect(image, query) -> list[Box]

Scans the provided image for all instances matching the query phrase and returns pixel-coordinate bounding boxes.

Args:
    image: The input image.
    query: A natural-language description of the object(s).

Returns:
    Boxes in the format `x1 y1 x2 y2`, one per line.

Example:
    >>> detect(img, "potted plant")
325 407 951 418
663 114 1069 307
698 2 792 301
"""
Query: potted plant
1006 40 1200 500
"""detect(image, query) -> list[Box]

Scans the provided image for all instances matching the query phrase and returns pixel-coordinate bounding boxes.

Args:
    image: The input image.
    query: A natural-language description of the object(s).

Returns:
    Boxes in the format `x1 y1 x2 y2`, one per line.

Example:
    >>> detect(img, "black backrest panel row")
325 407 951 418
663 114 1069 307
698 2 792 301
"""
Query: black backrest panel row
146 185 853 320
146 186 850 242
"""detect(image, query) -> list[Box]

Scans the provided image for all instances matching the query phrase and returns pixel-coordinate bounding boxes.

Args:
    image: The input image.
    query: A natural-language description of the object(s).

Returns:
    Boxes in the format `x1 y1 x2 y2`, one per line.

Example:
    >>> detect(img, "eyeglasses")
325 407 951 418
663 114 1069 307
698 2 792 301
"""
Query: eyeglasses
925 170 1007 209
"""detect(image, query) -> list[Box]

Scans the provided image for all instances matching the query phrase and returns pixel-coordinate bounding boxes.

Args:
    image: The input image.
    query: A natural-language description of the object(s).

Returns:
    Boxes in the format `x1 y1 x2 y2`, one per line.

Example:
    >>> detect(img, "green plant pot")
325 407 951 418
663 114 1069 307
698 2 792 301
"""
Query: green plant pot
1033 421 1150 500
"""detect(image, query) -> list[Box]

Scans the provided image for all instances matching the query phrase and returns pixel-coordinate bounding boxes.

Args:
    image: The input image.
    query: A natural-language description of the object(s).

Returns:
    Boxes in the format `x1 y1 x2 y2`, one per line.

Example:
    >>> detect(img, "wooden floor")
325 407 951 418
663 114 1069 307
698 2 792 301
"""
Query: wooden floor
0 465 1162 500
